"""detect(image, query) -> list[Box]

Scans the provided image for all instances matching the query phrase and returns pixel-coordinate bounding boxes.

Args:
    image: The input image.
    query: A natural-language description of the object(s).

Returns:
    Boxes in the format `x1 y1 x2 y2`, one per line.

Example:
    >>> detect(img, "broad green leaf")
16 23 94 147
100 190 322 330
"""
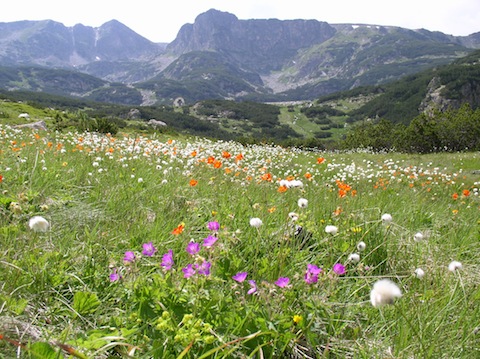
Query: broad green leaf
72 291 101 316
28 342 60 359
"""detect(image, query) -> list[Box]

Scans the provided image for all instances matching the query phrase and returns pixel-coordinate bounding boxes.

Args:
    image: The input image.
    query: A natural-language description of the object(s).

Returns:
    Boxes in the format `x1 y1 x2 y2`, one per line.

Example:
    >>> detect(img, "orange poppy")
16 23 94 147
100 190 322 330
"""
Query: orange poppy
172 223 185 235
261 173 272 182
317 157 325 164
462 189 471 197
189 179 198 187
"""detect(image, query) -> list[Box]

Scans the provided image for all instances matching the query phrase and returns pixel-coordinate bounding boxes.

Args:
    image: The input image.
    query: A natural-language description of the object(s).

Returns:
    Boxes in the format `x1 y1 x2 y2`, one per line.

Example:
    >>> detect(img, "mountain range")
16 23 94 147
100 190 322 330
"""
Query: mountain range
0 9 479 105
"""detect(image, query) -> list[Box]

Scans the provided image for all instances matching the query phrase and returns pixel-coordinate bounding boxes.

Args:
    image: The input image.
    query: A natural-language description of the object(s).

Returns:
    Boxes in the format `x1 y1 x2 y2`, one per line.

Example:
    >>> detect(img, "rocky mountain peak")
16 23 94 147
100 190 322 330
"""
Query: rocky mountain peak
167 9 336 72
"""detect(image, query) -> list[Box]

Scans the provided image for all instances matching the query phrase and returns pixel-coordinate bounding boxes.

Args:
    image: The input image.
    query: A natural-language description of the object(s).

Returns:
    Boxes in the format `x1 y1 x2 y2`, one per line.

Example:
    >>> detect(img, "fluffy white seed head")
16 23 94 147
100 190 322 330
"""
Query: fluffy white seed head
28 216 50 232
370 279 402 307
448 261 462 272
297 198 308 208
288 212 299 222
414 232 424 242
249 217 263 228
414 268 425 279
348 253 360 263
325 225 338 235
357 241 366 252
381 213 393 224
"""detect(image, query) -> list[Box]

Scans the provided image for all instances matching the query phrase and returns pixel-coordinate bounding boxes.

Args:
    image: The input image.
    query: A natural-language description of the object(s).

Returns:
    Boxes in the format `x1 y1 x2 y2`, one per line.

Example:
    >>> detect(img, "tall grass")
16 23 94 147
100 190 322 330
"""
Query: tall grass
0 125 479 358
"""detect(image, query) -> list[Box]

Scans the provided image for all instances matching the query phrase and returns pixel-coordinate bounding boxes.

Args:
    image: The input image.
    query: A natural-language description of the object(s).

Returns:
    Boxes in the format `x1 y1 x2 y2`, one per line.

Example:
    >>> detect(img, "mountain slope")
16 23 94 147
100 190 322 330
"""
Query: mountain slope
0 10 480 105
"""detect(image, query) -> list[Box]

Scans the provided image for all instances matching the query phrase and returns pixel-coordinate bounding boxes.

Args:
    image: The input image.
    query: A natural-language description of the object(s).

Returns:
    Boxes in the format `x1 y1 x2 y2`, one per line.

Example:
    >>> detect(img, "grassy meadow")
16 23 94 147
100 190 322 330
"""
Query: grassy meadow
0 124 479 358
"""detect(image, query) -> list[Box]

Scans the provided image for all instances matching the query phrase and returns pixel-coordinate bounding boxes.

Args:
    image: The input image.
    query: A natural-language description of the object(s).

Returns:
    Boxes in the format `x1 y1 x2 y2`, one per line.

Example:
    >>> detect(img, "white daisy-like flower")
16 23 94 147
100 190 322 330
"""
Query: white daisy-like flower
249 217 263 228
370 279 402 307
414 268 425 279
448 261 462 272
414 232 424 242
297 198 308 208
28 216 50 232
381 213 393 224
325 225 338 235
348 253 360 263
357 241 366 251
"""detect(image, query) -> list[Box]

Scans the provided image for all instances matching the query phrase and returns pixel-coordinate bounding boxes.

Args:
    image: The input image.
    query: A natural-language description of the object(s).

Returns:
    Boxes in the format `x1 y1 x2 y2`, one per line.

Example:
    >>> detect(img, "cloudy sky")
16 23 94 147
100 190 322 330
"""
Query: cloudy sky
1 0 479 43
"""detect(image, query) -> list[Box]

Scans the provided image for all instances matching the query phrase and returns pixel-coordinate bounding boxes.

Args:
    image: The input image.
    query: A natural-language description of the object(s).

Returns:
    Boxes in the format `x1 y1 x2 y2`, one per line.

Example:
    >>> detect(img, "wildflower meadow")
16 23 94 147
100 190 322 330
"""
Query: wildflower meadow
0 125 479 358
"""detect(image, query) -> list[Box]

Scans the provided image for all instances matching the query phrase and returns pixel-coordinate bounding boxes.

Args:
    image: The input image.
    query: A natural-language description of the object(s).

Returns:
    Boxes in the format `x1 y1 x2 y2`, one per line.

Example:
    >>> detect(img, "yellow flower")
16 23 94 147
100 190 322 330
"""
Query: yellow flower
293 315 303 325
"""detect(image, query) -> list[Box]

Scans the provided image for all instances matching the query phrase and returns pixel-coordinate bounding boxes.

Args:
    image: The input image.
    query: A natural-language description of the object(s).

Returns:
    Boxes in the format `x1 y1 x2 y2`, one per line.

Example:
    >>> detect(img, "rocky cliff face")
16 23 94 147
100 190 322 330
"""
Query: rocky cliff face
167 9 336 72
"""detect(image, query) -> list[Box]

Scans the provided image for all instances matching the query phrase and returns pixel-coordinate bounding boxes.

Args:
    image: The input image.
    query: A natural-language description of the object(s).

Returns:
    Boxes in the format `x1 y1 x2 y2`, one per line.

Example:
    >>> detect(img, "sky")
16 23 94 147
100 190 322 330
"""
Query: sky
1 0 479 43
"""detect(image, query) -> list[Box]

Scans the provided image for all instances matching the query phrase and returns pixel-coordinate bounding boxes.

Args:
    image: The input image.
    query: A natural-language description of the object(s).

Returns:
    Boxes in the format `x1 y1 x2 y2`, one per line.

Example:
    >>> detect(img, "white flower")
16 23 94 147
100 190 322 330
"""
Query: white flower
357 241 366 252
28 216 50 232
414 268 425 279
370 279 402 307
325 225 338 235
348 253 360 263
448 261 462 272
288 212 299 222
381 213 393 224
297 198 308 208
138 177 143 183
414 232 424 242
249 217 263 228
290 180 303 188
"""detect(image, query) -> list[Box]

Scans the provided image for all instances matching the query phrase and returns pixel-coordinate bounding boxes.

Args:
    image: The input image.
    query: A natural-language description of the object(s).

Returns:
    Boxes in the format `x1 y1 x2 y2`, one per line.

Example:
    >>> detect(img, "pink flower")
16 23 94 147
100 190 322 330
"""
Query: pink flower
109 268 120 282
142 242 157 257
186 241 200 255
207 221 220 231
195 261 211 276
182 264 195 278
275 277 290 288
232 271 248 282
304 264 322 284
123 251 136 263
247 280 257 294
333 263 346 275
161 250 174 270
203 235 218 248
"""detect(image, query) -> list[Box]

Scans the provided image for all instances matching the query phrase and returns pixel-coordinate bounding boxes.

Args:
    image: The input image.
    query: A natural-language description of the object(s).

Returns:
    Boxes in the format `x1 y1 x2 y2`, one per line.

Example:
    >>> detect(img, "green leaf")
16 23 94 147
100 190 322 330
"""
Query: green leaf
28 342 61 359
72 291 101 316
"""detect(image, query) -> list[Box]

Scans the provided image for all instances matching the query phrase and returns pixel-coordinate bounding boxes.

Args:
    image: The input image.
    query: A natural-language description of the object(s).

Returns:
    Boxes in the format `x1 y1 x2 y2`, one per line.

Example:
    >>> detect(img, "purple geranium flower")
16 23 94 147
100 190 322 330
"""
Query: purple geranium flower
186 241 200 255
109 268 120 282
203 235 218 248
232 271 248 282
333 263 346 275
161 249 174 270
207 221 220 231
123 251 136 263
195 261 211 276
247 280 257 294
275 277 290 288
305 264 322 284
182 264 196 278
142 242 157 257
